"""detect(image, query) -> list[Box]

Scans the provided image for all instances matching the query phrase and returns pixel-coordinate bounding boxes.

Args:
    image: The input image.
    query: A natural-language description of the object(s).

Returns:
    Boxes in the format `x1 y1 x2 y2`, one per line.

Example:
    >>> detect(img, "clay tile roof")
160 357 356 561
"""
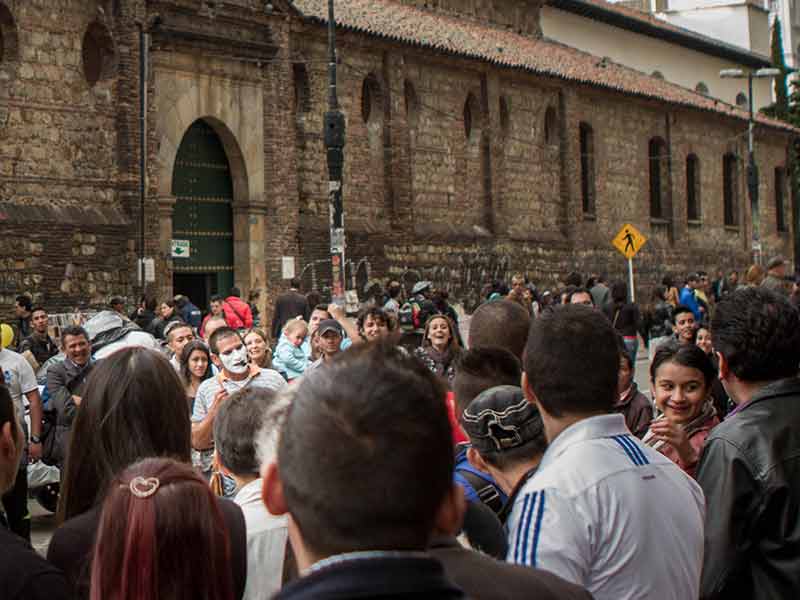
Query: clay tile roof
551 0 771 69
291 0 795 133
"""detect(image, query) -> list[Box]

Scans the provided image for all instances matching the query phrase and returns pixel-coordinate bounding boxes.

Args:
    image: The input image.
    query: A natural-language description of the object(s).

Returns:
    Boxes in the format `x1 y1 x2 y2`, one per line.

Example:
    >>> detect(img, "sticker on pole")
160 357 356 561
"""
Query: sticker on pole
612 224 647 259
171 240 190 258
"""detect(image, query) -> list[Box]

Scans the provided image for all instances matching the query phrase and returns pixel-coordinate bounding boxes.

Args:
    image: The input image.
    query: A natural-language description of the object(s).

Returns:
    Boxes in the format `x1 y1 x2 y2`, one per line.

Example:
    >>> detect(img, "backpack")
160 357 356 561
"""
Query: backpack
397 300 421 332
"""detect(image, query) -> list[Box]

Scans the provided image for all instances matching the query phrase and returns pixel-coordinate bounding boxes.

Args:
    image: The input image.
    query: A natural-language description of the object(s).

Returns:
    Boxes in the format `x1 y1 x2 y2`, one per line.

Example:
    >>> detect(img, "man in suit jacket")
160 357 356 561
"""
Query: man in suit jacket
271 279 309 340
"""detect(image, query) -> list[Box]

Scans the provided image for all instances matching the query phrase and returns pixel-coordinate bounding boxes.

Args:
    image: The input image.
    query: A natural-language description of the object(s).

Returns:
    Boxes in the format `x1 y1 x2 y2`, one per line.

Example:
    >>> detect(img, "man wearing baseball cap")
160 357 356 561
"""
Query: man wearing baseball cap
460 385 548 524
305 319 344 373
762 255 791 297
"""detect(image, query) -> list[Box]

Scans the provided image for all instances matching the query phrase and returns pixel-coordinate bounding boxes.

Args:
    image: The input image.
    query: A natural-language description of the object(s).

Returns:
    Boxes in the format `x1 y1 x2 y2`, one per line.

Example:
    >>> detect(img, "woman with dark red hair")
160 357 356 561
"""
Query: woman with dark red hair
90 457 235 600
47 347 247 600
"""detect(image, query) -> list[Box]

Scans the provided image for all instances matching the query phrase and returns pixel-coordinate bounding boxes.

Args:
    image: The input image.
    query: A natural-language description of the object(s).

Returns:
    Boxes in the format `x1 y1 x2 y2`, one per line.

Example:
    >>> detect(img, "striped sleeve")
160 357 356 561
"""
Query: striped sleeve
506 487 589 586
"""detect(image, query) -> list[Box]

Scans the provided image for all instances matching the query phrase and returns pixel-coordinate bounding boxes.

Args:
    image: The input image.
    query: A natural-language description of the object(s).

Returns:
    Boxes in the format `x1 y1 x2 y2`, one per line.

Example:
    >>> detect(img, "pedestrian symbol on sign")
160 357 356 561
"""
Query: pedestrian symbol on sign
612 224 647 260
623 229 636 254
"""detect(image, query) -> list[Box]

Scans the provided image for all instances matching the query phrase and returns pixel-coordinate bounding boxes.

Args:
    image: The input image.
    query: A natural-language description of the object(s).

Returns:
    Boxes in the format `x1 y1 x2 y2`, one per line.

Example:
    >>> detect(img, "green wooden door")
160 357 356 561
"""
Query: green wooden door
171 120 235 299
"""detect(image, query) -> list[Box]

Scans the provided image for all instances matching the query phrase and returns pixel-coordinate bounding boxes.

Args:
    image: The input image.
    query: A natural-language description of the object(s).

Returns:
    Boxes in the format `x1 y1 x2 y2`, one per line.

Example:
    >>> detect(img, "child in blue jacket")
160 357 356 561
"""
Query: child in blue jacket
272 318 309 380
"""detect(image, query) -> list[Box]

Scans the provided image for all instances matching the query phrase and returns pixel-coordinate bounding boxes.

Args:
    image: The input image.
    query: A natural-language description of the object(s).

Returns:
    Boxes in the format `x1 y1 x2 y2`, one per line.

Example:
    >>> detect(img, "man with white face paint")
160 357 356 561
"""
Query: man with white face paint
191 327 286 478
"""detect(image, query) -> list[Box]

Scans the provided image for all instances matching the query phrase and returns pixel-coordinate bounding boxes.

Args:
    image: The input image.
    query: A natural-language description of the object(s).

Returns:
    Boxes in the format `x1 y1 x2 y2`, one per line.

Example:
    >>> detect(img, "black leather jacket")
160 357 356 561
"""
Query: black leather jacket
696 377 800 600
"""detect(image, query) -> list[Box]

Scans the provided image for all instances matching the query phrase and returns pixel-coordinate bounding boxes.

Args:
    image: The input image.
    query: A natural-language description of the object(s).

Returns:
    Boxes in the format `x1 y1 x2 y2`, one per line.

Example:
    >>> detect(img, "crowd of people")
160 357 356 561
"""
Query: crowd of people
1 261 800 600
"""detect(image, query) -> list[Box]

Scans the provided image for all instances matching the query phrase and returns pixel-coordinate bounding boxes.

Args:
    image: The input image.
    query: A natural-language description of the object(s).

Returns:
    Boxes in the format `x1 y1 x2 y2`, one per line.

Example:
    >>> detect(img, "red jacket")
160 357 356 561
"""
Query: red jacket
223 296 253 330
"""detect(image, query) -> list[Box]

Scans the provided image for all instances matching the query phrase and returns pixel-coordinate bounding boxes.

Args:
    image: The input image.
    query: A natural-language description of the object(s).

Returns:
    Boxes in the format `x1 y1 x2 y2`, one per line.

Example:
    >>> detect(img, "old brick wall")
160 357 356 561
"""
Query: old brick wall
0 0 140 314
292 23 794 311
0 0 794 322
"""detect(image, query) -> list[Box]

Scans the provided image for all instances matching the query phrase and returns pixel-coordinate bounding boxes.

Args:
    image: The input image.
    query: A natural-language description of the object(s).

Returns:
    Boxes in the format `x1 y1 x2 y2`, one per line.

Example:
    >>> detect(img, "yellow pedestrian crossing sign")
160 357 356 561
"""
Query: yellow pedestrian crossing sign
612 223 647 259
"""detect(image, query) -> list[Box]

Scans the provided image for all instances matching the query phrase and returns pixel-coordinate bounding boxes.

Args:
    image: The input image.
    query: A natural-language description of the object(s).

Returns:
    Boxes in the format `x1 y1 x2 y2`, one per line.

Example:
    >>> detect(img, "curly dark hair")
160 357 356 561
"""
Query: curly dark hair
711 287 800 382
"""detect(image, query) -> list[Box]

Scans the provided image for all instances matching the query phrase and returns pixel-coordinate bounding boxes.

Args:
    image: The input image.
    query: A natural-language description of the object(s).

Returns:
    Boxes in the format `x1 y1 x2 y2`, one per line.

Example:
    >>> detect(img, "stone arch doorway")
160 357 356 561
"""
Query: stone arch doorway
171 119 235 310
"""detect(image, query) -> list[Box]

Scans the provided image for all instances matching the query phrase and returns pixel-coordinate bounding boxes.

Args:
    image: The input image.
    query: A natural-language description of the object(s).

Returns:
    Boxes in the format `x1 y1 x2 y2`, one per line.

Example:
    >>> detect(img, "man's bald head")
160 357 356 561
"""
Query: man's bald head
468 300 531 360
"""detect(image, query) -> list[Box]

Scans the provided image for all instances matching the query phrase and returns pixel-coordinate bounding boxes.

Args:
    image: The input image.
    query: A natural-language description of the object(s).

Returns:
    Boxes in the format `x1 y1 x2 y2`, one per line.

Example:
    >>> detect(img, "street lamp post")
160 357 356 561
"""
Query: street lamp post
719 67 781 265
324 0 347 306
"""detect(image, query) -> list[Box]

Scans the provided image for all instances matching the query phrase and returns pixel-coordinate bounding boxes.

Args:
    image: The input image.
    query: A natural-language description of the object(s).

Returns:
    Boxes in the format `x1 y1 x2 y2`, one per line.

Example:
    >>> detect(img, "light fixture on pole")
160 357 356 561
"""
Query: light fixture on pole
719 67 782 265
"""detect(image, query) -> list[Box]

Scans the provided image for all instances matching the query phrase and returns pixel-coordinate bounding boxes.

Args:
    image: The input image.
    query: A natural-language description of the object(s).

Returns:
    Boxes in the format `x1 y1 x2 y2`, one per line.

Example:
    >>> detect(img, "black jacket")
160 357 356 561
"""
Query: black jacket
0 524 70 600
271 290 309 340
430 536 594 600
697 377 800 600
47 498 247 600
274 554 464 600
45 359 94 467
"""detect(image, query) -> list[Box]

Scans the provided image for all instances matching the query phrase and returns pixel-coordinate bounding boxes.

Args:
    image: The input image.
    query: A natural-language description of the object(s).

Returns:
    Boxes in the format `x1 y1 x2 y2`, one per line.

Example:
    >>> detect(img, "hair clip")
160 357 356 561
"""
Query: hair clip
129 476 160 499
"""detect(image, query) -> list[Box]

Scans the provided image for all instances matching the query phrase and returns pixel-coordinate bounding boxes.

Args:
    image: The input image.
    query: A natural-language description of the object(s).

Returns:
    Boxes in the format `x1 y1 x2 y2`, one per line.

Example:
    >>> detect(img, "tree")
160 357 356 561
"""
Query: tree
762 17 789 120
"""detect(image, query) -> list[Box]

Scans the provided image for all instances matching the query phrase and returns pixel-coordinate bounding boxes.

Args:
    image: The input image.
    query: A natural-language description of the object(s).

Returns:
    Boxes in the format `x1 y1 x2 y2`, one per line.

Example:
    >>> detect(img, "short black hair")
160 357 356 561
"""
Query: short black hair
649 341 716 388
208 327 242 355
61 325 89 347
214 387 285 477
524 305 618 418
468 300 531 361
453 348 521 418
277 342 452 556
388 286 401 299
290 278 301 289
478 432 546 472
357 307 394 333
672 304 694 324
567 287 594 304
687 273 699 283
712 287 800 381
30 306 47 316
210 295 223 304
564 271 583 287
229 287 241 298
15 295 32 311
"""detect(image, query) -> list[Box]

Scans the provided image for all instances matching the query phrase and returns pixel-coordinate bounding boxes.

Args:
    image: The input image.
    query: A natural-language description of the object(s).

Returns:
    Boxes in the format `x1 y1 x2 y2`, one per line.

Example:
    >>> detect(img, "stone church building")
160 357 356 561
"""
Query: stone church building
0 0 796 318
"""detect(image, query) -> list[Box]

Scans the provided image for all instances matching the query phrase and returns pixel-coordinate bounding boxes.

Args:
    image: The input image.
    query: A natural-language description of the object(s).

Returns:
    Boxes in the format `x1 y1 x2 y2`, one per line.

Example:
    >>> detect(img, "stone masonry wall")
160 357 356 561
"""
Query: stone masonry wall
292 23 794 311
0 0 140 313
0 0 795 323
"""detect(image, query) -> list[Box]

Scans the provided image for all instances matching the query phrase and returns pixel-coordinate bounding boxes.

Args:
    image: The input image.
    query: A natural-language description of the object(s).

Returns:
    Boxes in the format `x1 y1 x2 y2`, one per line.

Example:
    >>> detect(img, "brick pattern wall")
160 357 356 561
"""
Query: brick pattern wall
0 0 794 321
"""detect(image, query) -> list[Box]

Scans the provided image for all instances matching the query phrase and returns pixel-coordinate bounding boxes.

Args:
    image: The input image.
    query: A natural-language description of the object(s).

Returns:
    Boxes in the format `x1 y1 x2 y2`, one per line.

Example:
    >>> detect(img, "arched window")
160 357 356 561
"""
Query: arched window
361 74 383 126
735 92 748 108
464 93 482 142
499 96 510 140
292 63 311 115
723 153 739 227
82 21 116 87
544 105 557 145
649 137 668 219
686 154 701 221
0 3 20 74
404 79 419 129
695 82 709 95
651 70 664 80
579 122 595 215
775 167 787 232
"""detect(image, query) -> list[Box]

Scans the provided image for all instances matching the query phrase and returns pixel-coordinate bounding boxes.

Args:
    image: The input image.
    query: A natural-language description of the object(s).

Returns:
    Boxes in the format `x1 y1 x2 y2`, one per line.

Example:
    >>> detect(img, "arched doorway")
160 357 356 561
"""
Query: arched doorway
171 119 235 310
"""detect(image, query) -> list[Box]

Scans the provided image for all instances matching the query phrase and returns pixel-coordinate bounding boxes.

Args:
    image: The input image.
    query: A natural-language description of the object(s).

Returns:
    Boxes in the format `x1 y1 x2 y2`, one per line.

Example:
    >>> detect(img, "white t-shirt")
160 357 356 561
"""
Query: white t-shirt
234 478 288 600
506 413 705 600
0 348 38 425
191 367 286 472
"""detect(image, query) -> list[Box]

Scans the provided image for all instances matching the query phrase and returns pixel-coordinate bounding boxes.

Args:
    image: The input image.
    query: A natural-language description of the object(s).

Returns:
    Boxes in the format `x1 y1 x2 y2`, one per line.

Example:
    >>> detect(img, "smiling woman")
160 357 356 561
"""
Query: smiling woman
413 314 462 386
642 342 720 478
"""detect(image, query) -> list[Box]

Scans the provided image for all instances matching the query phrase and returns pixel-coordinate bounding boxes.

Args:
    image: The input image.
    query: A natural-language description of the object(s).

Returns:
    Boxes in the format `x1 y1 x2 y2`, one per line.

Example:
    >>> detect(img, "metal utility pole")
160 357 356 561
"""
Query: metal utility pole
746 74 761 265
720 67 781 265
324 0 347 305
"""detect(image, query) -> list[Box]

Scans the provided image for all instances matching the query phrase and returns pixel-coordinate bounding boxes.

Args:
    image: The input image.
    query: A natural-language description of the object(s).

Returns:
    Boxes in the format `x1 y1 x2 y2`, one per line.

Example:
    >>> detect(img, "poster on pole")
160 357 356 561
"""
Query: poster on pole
281 256 295 280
